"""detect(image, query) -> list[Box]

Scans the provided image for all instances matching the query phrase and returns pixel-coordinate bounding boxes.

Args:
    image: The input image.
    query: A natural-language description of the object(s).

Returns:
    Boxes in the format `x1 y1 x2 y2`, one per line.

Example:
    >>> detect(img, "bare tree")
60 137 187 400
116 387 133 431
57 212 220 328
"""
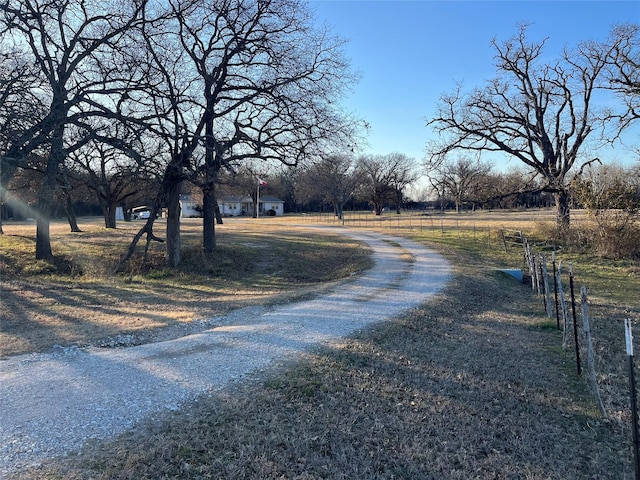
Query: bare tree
170 0 360 253
426 156 492 213
0 44 46 234
68 138 154 229
427 24 636 232
295 155 361 220
122 0 362 267
386 153 419 214
357 155 396 216
603 24 640 133
0 0 147 258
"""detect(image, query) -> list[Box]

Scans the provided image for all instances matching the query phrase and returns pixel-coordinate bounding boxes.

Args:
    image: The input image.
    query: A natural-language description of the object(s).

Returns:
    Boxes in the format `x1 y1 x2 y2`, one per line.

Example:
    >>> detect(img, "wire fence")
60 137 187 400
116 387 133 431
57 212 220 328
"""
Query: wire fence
521 233 638 477
299 211 512 245
301 210 639 477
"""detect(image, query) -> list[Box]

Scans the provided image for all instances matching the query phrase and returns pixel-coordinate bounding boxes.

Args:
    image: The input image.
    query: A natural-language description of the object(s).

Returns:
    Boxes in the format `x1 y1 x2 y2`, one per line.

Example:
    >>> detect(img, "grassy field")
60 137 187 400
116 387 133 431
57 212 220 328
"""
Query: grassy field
2 210 639 479
0 217 372 358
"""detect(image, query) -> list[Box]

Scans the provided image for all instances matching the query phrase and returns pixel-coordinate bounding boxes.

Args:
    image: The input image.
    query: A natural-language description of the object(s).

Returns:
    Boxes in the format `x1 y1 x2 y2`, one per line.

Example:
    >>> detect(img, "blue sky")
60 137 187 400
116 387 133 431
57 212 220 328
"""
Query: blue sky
311 0 640 170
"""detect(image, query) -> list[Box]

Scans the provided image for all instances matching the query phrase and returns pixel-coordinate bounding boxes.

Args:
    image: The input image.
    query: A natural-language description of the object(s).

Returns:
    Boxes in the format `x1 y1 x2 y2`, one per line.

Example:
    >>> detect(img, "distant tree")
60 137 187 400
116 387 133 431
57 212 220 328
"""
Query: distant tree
427 24 638 232
386 153 419 214
67 127 154 229
295 155 361 220
357 155 397 216
425 156 492 213
270 166 298 213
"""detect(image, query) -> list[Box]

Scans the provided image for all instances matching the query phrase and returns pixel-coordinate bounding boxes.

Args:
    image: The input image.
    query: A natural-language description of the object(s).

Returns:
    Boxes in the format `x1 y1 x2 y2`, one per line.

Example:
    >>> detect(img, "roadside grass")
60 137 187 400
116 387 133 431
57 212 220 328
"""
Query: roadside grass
0 218 372 358
4 210 639 479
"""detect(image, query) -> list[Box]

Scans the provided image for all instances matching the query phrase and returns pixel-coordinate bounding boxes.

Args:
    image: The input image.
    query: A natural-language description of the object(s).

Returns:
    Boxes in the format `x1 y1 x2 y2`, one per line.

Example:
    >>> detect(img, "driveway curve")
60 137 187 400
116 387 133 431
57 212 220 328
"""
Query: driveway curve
0 227 451 476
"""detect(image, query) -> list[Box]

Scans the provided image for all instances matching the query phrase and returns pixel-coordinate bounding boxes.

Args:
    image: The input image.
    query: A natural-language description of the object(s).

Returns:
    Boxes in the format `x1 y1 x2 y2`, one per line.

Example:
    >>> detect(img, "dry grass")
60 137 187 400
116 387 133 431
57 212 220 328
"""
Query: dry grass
4 211 639 479
0 217 372 358
20 254 629 479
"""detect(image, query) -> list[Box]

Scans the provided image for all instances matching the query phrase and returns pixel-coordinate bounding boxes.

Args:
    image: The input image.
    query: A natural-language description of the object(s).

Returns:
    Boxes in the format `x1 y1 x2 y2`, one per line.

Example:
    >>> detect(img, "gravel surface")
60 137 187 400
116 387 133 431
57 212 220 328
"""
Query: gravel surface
0 228 451 476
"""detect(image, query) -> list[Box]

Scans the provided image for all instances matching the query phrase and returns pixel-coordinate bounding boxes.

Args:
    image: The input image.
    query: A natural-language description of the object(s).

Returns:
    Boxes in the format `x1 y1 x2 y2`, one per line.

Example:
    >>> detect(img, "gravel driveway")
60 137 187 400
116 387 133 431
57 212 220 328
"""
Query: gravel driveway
0 228 451 476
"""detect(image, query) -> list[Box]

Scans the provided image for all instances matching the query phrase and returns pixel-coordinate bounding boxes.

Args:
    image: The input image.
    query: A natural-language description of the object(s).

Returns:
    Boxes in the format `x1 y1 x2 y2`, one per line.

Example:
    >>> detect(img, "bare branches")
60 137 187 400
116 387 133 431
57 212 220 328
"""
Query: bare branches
426 23 639 229
1 0 361 262
601 23 640 134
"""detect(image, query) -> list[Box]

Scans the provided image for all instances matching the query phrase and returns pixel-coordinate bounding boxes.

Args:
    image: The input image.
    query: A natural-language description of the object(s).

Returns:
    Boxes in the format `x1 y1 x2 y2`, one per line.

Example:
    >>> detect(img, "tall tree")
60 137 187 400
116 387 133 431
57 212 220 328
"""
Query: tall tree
67 138 152 229
172 0 360 253
385 153 418 214
426 156 492 213
0 0 147 258
427 24 637 231
0 44 46 234
357 154 396 216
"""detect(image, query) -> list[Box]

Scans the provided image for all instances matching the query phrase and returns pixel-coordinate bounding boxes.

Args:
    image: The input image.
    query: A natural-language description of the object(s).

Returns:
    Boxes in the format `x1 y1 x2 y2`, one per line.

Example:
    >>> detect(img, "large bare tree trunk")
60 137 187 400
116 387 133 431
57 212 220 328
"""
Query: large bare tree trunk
104 201 118 229
165 181 181 268
63 190 82 233
554 190 571 233
215 203 223 225
202 185 216 254
36 122 65 260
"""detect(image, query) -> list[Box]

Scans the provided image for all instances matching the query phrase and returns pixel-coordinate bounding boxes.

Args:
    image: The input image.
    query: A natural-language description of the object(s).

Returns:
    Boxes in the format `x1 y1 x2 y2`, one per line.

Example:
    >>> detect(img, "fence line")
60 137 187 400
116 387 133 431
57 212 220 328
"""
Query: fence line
300 211 510 245
519 230 640 480
304 213 635 436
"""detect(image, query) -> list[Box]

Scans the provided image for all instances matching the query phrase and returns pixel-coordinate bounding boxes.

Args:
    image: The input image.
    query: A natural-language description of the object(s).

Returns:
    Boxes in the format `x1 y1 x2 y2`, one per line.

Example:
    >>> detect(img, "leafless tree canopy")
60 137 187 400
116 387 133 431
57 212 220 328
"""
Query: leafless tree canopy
295 155 361 219
426 156 492 213
0 0 361 263
427 24 639 230
603 23 640 132
357 153 417 216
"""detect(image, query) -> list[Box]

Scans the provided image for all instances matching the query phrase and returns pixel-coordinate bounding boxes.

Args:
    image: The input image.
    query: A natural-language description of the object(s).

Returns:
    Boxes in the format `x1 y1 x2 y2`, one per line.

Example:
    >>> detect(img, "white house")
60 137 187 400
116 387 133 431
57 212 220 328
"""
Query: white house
217 195 251 217
178 195 285 217
179 195 202 218
259 196 285 216
218 195 285 216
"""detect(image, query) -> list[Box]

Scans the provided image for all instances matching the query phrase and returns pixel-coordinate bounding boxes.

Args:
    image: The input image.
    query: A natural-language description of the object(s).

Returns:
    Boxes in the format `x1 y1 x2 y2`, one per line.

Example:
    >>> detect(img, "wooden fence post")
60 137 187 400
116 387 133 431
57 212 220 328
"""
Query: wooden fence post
541 254 552 318
557 261 570 349
581 287 607 417
552 252 560 330
535 255 543 296
523 239 536 292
